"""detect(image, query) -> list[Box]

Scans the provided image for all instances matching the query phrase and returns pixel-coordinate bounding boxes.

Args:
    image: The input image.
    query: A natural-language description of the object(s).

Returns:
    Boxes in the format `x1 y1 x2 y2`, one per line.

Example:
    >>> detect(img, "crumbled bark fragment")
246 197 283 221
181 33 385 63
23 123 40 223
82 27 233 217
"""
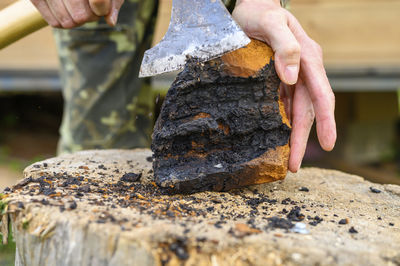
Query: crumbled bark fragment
79 185 91 193
370 187 381 193
309 216 323 226
17 202 24 209
69 201 77 210
287 206 305 221
120 173 142 183
349 226 358 233
267 216 294 230
98 164 107 170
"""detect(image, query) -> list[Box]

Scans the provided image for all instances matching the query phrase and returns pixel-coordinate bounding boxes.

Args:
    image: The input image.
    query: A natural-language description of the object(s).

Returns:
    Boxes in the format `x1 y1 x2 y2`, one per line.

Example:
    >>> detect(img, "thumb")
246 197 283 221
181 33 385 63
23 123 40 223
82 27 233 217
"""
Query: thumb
105 0 124 26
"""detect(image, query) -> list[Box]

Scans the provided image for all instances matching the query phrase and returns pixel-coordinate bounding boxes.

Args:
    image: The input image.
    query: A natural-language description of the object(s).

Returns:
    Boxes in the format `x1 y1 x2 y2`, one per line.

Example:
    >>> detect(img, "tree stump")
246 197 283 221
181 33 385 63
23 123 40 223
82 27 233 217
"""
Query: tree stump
1 149 400 266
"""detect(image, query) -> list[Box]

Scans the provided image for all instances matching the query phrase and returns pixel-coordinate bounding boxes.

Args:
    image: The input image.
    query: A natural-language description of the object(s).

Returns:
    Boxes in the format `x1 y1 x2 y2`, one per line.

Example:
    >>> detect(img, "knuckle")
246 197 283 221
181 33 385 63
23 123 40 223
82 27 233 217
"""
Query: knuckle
308 109 316 121
306 38 323 57
298 109 315 128
49 20 61 28
60 19 76 29
262 10 285 25
284 43 301 58
71 12 91 24
327 90 335 105
279 43 301 64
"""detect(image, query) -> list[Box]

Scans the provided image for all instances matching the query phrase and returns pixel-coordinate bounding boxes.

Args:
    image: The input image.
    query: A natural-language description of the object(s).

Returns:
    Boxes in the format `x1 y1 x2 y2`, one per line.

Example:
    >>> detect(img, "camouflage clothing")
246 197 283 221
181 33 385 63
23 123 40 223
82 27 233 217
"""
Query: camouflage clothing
54 0 287 154
54 0 158 154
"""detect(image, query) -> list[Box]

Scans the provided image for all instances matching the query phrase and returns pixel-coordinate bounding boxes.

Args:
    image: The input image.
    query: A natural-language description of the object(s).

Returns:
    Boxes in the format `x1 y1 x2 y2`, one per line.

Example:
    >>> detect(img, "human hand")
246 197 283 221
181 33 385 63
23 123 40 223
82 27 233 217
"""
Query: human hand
30 0 124 28
232 0 336 172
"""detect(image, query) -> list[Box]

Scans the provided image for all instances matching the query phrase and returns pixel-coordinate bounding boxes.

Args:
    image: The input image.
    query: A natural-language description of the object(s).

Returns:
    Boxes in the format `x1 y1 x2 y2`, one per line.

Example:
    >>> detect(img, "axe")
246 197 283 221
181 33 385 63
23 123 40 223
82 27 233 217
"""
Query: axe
1 0 252 75
0 0 271 78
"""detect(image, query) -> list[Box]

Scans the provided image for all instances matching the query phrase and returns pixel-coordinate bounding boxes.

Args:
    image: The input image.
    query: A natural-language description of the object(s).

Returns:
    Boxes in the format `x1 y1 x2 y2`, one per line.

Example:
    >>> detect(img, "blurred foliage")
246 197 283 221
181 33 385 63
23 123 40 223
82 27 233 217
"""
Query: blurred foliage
0 222 15 266
0 146 45 173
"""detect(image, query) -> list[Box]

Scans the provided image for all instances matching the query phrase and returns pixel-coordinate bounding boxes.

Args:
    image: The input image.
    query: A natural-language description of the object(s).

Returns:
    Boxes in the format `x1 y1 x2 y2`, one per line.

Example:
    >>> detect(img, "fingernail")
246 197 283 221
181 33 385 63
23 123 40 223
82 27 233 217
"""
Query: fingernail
111 9 119 26
284 65 299 85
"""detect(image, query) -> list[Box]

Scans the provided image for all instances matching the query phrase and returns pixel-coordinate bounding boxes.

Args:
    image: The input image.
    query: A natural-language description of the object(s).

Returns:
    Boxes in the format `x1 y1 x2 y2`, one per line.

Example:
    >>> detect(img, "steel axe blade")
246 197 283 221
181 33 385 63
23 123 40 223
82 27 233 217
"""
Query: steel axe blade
139 0 250 77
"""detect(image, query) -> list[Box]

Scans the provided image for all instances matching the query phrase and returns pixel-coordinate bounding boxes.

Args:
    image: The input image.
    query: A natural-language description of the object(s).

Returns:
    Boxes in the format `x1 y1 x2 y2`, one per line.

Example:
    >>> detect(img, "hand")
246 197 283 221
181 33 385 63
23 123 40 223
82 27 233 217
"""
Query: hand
232 0 336 172
30 0 124 28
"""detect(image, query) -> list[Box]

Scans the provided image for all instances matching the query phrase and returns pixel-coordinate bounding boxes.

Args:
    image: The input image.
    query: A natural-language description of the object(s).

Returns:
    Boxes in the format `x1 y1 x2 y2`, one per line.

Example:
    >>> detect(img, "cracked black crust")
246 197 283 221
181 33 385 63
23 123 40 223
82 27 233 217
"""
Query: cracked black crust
151 58 291 194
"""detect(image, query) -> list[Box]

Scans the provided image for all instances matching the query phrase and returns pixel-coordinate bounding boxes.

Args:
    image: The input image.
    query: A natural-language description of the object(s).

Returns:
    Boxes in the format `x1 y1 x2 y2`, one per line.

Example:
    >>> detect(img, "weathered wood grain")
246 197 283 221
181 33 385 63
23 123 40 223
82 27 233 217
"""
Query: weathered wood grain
1 149 399 265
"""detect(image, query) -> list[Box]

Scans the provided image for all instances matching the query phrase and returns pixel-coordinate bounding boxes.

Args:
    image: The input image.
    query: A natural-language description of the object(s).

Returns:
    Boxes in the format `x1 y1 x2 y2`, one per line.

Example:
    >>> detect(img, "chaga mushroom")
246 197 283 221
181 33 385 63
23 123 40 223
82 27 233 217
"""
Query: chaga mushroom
152 40 291 194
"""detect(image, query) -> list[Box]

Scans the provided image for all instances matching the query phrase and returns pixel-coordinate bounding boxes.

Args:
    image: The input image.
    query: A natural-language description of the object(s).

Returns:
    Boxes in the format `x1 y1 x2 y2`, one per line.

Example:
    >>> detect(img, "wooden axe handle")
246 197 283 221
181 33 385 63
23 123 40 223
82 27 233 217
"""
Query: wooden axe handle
0 0 47 49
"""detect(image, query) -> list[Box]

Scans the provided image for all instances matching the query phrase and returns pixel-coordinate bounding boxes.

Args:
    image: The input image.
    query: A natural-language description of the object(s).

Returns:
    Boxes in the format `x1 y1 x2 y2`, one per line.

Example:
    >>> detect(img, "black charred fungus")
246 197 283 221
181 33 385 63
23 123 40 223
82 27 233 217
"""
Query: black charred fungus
299 187 309 192
152 58 290 194
339 218 348 225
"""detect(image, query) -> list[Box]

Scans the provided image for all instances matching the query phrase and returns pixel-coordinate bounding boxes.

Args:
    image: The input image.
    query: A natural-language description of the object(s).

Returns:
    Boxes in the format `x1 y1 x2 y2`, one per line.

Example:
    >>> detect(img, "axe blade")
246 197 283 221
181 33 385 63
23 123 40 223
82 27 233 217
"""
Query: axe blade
139 0 250 78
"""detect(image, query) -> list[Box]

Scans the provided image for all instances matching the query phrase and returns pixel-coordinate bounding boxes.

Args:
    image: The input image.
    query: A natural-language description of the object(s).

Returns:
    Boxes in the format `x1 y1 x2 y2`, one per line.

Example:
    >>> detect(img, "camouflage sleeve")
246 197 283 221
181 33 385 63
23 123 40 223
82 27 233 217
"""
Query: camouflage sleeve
54 0 158 154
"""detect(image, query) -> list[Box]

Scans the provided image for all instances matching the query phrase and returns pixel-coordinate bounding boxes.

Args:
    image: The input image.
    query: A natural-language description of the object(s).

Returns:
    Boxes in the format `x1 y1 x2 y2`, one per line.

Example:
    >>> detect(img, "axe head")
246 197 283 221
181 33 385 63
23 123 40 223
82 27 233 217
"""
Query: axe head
139 0 250 77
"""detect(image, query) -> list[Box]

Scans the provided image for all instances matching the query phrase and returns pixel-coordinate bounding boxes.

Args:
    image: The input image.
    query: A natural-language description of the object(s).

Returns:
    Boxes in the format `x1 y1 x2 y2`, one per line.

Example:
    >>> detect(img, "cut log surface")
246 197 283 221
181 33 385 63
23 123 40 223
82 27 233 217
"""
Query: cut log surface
1 149 400 266
152 40 291 194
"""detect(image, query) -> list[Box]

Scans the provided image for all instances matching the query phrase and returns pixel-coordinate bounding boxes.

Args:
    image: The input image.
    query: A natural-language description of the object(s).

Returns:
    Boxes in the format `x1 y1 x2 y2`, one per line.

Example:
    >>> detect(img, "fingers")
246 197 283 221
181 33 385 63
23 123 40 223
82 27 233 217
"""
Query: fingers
89 0 111 16
64 0 98 25
31 0 116 29
105 0 125 26
285 10 337 152
45 0 75 28
31 0 60 27
288 79 315 172
233 2 301 85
